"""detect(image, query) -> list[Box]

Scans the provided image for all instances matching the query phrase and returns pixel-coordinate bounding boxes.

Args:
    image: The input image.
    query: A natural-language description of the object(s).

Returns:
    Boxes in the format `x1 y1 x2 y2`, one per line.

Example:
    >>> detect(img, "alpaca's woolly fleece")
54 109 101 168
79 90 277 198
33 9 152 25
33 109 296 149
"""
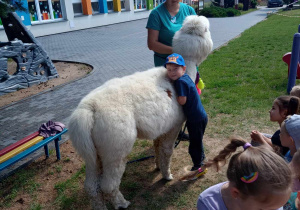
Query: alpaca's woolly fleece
69 15 213 210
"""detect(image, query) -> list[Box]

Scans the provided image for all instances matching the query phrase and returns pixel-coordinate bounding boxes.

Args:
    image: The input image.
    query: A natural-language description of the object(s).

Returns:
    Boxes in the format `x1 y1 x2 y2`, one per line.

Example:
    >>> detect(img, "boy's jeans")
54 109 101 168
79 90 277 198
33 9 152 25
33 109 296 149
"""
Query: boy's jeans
186 116 208 169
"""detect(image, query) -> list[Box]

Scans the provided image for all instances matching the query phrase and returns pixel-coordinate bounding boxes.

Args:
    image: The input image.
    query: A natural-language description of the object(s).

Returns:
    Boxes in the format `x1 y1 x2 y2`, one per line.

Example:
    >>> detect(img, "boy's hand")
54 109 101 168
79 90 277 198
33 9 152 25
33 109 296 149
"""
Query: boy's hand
177 96 187 105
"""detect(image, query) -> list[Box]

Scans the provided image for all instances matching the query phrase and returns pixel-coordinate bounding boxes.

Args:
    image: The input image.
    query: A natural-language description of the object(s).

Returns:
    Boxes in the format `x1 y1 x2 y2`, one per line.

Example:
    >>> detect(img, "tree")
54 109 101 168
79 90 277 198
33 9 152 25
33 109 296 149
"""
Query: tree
0 0 26 17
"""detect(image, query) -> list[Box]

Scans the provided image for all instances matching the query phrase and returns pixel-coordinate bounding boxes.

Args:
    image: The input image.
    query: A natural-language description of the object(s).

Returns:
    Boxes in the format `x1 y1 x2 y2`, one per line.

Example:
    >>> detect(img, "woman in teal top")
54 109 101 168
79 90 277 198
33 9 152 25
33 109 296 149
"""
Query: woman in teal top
146 0 196 67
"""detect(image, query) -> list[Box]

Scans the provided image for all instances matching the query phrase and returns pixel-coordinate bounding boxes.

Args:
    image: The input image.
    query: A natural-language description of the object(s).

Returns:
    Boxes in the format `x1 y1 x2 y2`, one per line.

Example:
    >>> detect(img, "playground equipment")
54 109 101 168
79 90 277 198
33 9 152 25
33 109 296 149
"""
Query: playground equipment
0 12 58 95
282 24 300 94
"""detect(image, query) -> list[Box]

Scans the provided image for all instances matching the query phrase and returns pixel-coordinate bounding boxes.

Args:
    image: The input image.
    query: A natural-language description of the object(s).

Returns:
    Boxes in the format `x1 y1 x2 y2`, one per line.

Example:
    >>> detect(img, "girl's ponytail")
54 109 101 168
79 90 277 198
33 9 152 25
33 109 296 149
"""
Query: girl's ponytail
205 137 292 197
205 138 246 171
288 96 300 115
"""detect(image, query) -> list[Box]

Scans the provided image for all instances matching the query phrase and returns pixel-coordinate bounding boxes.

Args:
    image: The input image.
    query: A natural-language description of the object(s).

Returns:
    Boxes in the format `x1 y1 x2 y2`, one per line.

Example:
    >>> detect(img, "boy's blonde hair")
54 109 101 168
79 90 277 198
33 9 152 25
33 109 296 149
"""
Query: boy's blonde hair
290 85 300 98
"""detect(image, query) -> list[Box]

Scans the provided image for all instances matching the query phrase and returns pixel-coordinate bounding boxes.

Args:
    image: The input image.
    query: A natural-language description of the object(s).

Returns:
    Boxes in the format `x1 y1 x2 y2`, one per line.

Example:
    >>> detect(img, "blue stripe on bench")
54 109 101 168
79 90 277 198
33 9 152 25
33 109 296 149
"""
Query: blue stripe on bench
0 128 68 171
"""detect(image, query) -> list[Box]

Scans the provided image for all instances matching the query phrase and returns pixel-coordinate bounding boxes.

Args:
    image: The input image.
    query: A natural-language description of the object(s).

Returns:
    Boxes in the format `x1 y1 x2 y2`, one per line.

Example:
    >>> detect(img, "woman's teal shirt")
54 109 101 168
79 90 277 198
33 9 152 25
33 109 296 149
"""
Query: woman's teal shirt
146 3 196 67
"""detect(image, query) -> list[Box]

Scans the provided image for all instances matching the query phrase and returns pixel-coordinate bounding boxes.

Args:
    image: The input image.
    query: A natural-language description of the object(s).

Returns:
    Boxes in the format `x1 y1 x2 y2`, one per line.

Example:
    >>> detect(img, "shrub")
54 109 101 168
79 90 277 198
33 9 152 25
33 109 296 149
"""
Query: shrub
250 0 257 8
213 0 235 8
199 5 241 17
238 3 244 9
226 7 241 16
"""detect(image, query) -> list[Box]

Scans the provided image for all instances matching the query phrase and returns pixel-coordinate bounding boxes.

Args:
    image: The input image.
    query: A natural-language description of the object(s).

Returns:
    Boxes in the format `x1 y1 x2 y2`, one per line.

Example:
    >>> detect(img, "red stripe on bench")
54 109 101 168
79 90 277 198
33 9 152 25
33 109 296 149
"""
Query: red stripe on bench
0 131 40 157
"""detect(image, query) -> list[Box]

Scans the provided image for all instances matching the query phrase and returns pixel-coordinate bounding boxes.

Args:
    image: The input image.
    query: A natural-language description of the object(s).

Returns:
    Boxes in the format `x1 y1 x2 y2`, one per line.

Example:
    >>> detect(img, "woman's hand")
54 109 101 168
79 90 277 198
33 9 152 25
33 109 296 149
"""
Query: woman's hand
147 29 173 54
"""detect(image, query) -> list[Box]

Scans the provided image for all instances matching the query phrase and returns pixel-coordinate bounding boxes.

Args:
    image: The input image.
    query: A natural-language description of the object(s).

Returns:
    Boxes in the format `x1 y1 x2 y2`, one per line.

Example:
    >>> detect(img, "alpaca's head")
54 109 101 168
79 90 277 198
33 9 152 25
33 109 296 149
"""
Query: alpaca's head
172 15 213 66
180 15 210 37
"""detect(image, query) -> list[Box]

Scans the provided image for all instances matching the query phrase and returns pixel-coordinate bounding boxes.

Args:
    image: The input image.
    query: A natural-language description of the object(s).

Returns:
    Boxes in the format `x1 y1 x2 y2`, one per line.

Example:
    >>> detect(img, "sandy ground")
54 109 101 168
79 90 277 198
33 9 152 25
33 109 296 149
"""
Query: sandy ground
0 61 92 209
0 61 92 108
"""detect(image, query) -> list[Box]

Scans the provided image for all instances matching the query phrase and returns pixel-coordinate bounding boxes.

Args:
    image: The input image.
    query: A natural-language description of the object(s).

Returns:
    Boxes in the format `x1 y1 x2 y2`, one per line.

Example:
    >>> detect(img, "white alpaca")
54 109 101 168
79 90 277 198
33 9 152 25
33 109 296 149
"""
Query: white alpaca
69 15 213 210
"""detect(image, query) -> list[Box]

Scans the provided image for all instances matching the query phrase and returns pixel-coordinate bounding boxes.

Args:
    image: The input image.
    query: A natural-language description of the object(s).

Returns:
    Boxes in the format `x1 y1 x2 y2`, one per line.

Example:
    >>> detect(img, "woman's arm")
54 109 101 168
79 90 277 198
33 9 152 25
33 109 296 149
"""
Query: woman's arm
147 29 173 55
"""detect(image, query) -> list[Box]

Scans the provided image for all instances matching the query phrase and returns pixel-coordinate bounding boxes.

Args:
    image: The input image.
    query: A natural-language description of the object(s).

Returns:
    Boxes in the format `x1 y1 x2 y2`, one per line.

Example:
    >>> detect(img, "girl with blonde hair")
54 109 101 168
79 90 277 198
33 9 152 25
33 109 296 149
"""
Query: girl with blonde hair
197 138 292 210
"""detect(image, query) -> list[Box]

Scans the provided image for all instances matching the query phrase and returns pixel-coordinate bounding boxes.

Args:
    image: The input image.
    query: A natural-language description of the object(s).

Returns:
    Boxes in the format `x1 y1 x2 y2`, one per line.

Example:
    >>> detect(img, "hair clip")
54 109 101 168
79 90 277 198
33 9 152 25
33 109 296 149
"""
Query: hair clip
241 172 259 183
243 142 252 151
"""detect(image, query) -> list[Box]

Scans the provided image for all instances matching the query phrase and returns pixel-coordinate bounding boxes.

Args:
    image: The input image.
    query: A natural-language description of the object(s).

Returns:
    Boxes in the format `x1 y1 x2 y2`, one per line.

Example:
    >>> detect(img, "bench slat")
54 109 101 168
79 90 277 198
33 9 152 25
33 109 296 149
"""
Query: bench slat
0 131 40 157
0 136 44 164
0 129 68 171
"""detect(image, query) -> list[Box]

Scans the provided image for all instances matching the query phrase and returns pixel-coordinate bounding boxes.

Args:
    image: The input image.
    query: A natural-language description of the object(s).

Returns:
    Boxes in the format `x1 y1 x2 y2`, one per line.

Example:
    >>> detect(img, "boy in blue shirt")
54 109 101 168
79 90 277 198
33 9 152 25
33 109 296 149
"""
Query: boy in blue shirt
165 53 208 180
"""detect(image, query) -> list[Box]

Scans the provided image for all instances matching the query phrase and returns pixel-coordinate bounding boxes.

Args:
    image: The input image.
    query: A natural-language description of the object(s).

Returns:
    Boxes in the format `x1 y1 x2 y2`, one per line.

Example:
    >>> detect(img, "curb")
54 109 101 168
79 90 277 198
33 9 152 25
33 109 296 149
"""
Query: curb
0 60 94 111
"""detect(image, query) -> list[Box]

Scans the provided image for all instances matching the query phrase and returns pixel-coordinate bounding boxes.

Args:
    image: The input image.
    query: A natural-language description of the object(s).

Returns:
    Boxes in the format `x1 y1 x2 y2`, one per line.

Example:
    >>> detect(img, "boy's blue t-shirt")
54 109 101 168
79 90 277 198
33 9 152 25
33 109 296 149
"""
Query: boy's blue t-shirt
146 3 196 65
174 74 207 123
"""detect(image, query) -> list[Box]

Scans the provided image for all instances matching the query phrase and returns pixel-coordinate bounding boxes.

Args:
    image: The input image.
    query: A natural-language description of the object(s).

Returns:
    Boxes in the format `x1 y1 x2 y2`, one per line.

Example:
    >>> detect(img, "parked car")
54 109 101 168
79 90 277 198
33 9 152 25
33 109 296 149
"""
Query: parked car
267 0 283 7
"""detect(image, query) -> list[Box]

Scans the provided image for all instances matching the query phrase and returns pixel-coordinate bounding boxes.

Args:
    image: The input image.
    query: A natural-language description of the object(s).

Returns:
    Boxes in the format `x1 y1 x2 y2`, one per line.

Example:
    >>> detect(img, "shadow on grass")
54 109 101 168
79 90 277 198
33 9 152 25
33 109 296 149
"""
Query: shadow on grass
118 146 198 210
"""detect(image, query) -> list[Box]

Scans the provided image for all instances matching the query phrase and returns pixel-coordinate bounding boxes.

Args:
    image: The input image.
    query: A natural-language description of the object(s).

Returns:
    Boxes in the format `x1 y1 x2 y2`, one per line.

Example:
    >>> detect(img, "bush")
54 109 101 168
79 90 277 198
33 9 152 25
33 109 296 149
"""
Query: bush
238 3 244 9
199 5 241 17
250 0 257 8
226 7 241 16
213 0 235 8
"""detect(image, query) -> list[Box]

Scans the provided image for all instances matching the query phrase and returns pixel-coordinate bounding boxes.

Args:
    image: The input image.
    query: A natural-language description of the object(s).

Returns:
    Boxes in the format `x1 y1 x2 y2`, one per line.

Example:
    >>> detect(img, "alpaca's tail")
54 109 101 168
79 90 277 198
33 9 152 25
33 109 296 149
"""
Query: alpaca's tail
69 105 97 166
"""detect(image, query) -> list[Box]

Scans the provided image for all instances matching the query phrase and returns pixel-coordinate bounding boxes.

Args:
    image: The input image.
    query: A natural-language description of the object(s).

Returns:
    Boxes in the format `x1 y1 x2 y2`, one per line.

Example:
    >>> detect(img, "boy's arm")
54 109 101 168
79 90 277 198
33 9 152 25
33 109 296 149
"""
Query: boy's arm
174 79 188 105
177 96 187 105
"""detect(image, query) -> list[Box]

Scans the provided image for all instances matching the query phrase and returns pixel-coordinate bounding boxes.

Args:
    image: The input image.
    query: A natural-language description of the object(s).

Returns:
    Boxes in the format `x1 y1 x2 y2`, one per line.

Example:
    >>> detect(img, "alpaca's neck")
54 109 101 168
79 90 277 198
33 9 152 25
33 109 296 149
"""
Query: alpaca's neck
185 60 197 82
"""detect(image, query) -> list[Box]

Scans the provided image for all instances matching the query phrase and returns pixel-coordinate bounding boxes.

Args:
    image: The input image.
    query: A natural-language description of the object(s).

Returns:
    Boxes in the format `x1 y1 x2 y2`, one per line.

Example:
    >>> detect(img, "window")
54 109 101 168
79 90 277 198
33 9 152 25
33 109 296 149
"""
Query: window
72 0 83 15
91 0 99 13
120 0 125 10
27 0 63 23
107 0 113 12
134 0 146 10
73 3 83 14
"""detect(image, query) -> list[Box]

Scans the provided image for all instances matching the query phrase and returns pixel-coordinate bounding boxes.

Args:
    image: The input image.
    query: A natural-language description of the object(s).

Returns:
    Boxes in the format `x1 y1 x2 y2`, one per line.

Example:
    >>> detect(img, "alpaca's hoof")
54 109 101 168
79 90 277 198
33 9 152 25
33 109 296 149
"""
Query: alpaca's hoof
116 200 130 209
164 174 173 181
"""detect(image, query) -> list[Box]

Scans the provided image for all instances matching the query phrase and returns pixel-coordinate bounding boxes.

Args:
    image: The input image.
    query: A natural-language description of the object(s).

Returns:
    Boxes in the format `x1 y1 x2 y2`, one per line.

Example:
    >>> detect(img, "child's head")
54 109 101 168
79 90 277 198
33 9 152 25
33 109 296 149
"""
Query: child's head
205 138 292 208
280 115 300 151
290 85 300 98
164 53 186 81
291 149 300 180
269 96 300 123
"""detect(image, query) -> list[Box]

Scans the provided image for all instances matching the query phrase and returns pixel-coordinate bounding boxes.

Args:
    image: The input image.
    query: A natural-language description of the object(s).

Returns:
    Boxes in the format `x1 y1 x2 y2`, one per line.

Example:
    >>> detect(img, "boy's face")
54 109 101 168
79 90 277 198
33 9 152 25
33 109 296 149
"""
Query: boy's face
166 63 186 81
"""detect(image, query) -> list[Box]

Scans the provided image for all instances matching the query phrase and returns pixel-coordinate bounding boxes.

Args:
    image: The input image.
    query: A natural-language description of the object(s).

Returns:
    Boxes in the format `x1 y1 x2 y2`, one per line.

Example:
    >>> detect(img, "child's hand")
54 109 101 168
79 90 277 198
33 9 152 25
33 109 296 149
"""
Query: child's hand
250 130 266 145
250 131 273 149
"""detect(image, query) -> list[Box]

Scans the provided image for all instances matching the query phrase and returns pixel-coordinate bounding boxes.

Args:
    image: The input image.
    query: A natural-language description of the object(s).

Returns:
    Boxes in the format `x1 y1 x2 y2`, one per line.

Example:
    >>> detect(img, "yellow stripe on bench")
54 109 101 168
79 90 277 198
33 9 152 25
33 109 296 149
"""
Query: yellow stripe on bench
0 136 44 164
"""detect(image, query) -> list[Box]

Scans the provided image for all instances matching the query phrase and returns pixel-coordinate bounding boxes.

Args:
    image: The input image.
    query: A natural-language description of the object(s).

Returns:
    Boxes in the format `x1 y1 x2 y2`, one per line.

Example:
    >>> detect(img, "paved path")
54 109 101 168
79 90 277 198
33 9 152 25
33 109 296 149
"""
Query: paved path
0 6 279 177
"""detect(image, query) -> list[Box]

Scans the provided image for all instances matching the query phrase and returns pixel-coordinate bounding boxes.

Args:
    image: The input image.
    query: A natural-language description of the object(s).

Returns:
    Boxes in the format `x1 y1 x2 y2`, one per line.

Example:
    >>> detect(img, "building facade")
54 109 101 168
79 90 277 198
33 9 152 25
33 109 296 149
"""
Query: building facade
0 0 167 40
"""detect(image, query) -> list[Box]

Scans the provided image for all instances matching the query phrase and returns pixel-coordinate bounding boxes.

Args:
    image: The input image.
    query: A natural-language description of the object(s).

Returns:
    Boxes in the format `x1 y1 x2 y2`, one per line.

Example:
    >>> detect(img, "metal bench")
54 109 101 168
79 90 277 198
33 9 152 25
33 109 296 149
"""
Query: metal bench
0 128 68 172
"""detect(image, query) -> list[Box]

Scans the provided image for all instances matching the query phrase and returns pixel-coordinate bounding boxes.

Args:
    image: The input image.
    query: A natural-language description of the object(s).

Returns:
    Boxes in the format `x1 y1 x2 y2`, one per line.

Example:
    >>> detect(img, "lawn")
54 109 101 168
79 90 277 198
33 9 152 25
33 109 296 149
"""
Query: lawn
1 8 300 210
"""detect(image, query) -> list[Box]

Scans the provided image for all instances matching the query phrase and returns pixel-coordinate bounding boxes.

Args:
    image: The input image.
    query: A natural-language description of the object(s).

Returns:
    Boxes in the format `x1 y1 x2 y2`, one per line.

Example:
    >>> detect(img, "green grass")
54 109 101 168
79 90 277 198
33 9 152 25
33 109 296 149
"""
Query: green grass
54 165 88 209
0 168 40 208
200 9 300 138
240 8 257 15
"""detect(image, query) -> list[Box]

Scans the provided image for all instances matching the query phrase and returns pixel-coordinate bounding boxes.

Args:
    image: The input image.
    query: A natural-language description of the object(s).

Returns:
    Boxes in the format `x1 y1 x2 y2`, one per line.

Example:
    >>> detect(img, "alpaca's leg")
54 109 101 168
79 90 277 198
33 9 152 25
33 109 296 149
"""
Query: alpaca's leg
84 161 107 210
153 138 160 170
98 135 135 209
100 156 131 209
158 126 181 180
